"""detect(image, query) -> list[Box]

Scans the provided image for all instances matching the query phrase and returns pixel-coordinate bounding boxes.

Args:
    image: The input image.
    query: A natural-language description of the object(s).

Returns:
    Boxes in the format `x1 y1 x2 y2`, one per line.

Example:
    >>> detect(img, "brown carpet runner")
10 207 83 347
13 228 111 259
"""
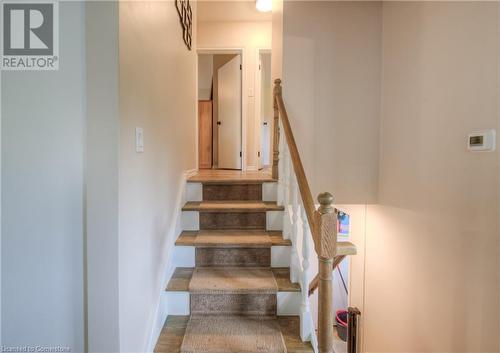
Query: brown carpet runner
189 267 277 294
180 315 287 353
178 179 288 353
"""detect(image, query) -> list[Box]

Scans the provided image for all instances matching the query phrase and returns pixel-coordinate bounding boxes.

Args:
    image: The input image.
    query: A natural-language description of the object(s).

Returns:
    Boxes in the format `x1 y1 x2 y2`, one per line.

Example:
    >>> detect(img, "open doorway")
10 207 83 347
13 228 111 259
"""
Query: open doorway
198 51 243 170
255 49 272 170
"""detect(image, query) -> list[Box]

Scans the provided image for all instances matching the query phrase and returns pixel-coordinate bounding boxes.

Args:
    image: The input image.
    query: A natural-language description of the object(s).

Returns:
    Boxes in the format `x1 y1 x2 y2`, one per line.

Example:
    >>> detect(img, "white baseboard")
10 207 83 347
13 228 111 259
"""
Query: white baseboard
272 246 291 267
267 210 283 231
262 182 277 202
166 292 190 315
146 169 193 353
186 182 202 202
181 211 199 231
277 292 301 315
172 246 195 267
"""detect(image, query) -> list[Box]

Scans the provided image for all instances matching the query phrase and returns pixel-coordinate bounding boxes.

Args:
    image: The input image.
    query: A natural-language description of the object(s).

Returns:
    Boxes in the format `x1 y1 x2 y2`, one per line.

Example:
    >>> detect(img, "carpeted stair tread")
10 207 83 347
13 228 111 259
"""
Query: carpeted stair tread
175 230 289 247
189 267 277 294
166 267 299 293
180 315 287 353
182 201 284 212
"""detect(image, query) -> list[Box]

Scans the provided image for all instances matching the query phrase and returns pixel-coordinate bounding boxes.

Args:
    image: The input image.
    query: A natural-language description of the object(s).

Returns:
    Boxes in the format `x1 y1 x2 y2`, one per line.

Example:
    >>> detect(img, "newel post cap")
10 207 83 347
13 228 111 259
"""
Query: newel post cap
318 192 334 214
273 79 282 97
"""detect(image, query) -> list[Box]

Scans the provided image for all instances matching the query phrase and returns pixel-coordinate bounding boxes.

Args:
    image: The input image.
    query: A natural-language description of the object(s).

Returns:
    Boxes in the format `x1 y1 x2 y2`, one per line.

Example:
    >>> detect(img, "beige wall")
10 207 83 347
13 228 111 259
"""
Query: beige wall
198 21 272 169
364 3 499 352
283 1 500 352
119 1 197 351
283 1 382 203
272 0 283 81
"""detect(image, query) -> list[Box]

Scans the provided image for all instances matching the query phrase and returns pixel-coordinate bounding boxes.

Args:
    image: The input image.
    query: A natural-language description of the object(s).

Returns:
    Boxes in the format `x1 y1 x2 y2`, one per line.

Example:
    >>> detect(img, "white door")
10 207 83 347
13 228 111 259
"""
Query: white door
218 55 242 169
256 56 263 170
256 52 272 169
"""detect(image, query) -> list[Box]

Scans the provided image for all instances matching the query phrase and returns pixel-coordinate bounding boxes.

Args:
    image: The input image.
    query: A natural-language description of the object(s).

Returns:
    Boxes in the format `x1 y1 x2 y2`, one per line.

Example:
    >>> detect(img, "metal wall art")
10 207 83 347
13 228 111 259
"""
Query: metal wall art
175 0 192 50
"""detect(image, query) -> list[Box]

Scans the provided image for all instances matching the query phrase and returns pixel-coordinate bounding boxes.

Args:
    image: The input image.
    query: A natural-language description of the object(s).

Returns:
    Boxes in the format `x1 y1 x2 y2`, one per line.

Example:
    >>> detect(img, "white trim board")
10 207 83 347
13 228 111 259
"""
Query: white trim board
146 169 193 353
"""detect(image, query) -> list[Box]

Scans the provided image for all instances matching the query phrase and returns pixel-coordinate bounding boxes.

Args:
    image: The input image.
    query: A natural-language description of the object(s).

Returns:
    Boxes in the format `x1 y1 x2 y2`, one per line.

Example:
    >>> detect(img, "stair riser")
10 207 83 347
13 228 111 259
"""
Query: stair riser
203 184 262 201
199 212 266 230
196 248 271 267
190 293 276 316
171 246 290 268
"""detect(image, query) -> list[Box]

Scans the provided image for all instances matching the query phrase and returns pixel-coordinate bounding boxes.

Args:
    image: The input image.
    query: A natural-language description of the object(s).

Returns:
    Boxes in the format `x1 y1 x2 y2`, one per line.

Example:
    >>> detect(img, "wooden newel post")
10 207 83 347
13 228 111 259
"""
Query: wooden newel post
314 192 338 353
272 79 282 180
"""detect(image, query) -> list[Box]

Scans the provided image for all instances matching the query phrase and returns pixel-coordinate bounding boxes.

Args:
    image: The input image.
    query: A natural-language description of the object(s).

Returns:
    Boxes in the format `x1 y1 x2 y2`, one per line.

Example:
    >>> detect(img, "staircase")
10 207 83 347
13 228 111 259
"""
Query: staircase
157 79 359 353
161 170 311 353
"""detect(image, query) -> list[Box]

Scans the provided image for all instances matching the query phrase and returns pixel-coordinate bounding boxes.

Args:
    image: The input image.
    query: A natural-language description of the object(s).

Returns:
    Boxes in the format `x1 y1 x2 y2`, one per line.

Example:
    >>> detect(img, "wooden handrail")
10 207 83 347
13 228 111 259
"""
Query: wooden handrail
273 78 339 353
272 79 317 238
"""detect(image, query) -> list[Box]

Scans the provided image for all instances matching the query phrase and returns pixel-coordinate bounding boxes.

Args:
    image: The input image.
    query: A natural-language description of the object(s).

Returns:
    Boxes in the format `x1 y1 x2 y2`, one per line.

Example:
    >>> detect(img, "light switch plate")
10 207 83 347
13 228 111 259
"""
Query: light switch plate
135 127 144 153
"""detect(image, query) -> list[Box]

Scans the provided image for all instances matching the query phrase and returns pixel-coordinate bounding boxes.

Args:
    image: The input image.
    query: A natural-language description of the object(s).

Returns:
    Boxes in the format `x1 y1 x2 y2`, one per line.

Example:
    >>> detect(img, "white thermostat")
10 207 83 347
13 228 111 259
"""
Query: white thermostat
467 130 496 152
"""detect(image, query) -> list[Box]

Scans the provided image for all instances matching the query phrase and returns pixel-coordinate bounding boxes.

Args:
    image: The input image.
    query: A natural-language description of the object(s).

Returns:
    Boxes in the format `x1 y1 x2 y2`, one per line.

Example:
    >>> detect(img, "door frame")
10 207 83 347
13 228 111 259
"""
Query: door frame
197 47 246 170
254 48 272 170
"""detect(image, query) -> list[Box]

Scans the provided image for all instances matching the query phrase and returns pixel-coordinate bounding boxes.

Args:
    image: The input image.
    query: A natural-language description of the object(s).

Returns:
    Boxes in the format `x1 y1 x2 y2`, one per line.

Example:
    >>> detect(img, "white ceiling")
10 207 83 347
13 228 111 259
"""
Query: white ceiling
197 1 272 22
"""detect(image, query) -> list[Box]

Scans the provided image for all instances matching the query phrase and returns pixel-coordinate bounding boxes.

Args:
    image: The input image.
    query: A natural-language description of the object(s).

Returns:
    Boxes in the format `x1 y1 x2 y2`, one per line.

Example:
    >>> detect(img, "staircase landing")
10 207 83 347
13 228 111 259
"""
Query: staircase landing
188 168 275 183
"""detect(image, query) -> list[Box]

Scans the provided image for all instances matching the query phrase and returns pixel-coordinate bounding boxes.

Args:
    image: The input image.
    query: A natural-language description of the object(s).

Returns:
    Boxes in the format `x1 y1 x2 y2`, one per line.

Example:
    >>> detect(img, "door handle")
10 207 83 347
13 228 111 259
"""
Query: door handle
217 121 222 125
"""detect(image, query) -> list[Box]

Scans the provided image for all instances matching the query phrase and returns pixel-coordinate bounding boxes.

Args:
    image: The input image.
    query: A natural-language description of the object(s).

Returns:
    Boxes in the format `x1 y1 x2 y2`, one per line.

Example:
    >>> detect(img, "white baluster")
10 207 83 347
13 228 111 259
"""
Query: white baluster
290 173 300 284
277 121 285 206
300 202 312 341
281 143 291 240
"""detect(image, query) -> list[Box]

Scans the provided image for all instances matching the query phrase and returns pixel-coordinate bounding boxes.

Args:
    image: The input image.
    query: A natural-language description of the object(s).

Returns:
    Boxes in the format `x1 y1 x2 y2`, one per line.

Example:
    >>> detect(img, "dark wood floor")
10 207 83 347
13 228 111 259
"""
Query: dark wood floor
154 315 314 353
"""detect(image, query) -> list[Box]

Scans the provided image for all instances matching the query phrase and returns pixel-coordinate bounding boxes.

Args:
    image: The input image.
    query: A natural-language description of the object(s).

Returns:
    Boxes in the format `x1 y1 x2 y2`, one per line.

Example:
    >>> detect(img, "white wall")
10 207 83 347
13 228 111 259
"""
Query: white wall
118 1 198 352
283 1 382 204
363 3 500 352
1 2 85 350
86 2 120 352
198 21 271 170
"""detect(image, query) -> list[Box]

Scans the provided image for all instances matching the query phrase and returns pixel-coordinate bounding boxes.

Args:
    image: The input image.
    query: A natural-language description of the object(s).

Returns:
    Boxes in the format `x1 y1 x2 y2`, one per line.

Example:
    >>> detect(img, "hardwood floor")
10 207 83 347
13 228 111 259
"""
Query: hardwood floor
188 168 274 183
154 316 314 353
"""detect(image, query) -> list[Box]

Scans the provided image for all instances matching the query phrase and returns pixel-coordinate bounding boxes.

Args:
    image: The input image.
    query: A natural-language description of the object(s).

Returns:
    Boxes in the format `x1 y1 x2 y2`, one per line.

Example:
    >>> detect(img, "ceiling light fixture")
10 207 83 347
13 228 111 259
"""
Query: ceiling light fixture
256 0 272 13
